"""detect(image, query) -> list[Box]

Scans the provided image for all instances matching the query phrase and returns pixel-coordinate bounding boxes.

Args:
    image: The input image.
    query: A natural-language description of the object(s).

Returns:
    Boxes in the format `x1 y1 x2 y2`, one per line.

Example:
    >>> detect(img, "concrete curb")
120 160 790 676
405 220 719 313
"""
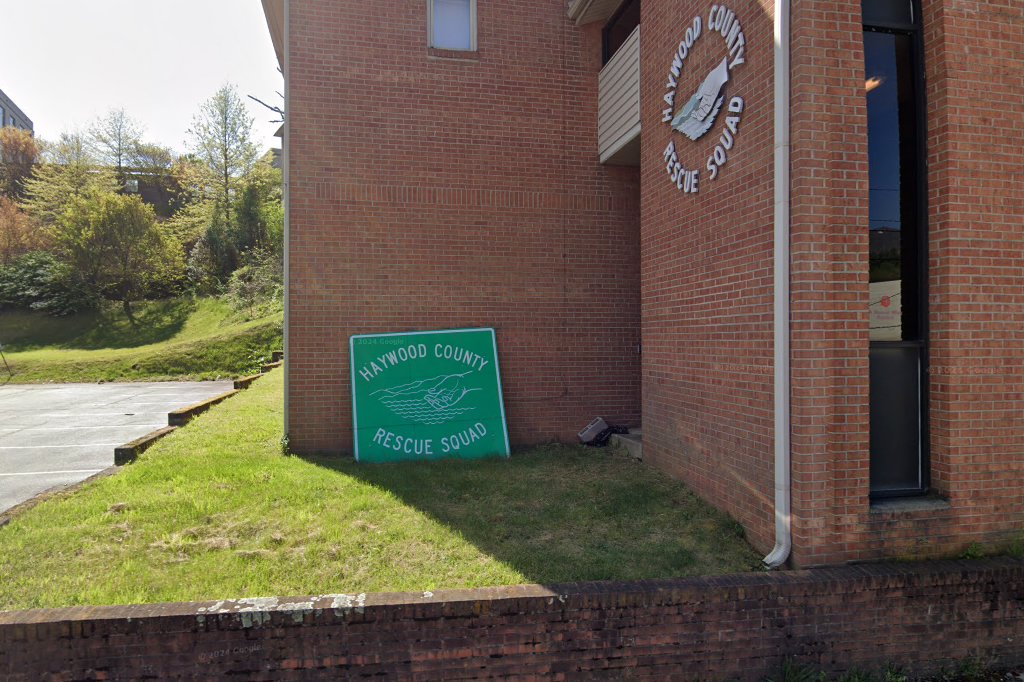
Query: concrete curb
114 387 243 465
233 373 262 390
115 362 283 465
168 390 241 427
2 364 286 527
610 431 643 460
114 426 178 466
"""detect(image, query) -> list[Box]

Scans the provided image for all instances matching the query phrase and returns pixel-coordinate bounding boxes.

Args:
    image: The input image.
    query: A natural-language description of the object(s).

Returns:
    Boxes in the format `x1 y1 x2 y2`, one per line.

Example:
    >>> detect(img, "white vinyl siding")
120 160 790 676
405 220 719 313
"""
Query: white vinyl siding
598 25 641 163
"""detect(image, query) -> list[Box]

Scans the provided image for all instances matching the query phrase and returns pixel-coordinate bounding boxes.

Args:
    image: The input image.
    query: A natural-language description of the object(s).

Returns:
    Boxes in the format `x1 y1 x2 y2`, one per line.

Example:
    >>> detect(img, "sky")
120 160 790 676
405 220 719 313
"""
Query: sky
0 0 284 155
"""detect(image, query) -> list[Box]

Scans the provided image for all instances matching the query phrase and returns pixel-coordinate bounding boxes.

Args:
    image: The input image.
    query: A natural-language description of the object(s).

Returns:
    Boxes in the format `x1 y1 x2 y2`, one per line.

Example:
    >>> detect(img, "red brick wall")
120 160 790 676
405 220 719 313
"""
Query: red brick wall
785 0 872 567
785 0 1024 565
915 0 1024 555
3 560 1023 679
639 0 778 555
286 1 642 454
638 0 1024 566
285 0 1023 562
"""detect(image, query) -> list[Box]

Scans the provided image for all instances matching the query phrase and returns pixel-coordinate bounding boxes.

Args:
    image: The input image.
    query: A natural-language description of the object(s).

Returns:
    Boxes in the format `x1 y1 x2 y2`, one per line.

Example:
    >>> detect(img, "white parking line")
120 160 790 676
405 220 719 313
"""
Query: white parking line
1 414 152 418
0 425 161 432
0 444 120 449
0 469 104 477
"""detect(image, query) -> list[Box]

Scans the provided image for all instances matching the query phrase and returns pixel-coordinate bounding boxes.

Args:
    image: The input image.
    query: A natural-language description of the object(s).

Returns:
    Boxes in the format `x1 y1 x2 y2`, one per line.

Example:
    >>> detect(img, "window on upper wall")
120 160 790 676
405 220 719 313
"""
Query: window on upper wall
429 0 476 51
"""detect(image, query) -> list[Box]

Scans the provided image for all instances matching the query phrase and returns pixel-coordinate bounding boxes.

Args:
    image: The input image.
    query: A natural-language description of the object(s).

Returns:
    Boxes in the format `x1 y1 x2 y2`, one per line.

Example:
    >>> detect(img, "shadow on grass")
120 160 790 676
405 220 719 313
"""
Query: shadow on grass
1 298 195 351
302 444 761 585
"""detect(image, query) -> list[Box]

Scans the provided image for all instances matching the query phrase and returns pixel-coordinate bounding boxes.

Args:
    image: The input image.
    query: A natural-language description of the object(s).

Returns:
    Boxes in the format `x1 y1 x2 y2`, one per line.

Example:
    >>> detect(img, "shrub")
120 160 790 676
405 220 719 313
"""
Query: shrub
224 247 283 319
0 197 47 265
53 193 185 320
0 251 97 316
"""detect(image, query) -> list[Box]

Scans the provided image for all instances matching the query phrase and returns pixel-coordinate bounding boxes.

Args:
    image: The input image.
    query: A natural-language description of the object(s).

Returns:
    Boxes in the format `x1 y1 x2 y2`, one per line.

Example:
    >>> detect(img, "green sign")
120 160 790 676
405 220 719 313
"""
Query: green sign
350 328 510 463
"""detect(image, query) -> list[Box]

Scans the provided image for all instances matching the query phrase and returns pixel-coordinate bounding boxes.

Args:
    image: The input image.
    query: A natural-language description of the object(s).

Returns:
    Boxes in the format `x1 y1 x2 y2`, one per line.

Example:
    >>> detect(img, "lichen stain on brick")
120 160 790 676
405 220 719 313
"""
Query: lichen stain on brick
329 593 366 616
239 611 271 629
234 597 281 613
190 594 369 627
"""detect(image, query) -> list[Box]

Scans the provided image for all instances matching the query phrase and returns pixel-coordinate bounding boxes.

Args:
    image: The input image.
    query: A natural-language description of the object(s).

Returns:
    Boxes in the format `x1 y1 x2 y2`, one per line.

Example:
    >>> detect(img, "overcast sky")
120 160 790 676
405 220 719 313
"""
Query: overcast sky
0 0 284 155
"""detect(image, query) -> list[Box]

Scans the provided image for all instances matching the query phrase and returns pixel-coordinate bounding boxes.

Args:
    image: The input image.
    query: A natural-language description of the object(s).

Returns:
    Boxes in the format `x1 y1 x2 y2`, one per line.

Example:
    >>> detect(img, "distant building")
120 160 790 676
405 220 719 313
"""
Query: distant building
0 88 33 132
122 171 178 219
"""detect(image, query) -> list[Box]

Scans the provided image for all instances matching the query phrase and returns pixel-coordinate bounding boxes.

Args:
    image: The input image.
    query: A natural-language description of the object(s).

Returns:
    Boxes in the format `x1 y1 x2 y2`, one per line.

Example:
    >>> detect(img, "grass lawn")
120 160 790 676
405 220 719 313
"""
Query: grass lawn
0 368 761 611
0 297 282 383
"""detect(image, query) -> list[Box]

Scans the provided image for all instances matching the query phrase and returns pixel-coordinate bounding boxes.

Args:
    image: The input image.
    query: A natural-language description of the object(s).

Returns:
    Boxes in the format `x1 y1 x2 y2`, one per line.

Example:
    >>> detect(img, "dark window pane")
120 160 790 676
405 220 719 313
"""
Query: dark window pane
603 0 640 64
870 345 923 492
865 30 919 341
864 6 927 498
862 0 913 26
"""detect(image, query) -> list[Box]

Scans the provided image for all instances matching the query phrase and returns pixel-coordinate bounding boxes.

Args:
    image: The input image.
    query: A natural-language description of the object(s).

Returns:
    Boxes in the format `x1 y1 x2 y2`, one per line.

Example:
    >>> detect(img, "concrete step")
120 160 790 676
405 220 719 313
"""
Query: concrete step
611 427 642 460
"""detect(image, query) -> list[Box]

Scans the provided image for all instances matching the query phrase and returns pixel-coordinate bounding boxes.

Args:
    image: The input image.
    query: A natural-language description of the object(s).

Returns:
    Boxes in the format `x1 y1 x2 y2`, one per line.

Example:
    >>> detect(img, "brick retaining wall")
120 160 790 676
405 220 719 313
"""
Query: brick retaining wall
2 559 1023 680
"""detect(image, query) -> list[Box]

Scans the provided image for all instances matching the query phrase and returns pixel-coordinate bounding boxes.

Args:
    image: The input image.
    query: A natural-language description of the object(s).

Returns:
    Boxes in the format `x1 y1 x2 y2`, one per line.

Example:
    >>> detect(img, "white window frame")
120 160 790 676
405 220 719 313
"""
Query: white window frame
428 0 477 51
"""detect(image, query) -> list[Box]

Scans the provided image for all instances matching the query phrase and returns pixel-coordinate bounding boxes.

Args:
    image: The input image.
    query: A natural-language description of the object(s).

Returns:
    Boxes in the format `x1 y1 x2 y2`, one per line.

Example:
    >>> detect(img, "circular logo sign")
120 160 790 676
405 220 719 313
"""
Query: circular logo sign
661 4 749 194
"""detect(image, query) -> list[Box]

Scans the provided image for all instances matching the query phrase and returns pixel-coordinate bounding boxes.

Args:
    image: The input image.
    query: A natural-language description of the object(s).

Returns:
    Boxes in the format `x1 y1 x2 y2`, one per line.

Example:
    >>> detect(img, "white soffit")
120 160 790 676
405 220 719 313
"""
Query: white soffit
262 0 285 69
568 0 625 26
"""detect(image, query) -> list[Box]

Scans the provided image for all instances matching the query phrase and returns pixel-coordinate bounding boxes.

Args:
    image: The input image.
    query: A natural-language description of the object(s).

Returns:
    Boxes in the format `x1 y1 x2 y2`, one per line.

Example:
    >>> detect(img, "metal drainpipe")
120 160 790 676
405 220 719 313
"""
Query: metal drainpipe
282 0 291 440
763 0 792 570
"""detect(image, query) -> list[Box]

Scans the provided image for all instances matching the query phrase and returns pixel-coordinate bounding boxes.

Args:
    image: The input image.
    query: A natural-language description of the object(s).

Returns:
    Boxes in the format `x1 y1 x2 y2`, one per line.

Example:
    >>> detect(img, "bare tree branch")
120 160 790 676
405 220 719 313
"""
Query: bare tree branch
247 95 285 124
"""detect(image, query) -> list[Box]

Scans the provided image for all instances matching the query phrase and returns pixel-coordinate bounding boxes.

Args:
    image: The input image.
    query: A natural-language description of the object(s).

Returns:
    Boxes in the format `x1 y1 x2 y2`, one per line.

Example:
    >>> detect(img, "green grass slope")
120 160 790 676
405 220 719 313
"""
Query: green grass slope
0 369 760 610
0 298 282 383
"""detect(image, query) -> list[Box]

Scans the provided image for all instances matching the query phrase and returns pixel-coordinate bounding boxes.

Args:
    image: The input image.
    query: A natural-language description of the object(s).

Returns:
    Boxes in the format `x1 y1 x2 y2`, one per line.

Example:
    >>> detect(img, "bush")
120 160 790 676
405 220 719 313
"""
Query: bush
225 248 282 319
54 193 185 319
186 234 221 295
0 251 97 316
0 197 47 265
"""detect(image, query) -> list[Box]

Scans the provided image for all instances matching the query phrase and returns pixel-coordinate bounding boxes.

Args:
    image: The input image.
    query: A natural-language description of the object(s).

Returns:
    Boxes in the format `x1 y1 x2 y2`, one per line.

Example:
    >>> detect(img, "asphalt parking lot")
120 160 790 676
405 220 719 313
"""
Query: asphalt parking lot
0 381 233 514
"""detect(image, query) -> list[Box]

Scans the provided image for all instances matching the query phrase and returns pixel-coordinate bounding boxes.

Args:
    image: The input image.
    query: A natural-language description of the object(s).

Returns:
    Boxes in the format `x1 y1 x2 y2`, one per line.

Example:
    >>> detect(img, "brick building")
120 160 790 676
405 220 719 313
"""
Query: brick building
261 0 1023 567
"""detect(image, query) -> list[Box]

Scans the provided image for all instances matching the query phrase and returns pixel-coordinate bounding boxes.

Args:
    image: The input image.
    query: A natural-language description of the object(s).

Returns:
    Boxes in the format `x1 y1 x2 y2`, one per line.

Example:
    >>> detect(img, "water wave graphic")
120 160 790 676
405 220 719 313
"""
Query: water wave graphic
373 372 481 425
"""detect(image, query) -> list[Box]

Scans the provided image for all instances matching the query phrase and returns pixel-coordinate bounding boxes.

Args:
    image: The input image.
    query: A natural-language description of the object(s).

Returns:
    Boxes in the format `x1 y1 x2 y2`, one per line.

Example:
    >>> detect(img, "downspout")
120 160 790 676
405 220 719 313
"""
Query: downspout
282 0 291 440
763 0 792 569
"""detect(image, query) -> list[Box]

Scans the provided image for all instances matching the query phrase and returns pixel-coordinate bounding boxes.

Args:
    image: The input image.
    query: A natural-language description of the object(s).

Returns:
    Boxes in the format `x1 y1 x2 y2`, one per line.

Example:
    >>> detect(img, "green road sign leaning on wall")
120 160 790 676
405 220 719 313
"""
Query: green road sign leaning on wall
350 328 511 463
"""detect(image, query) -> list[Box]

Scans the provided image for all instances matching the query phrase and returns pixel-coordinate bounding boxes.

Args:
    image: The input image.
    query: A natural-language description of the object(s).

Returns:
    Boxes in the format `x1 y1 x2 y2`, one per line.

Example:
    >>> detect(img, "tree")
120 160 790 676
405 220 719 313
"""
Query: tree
0 127 40 199
45 131 92 166
21 133 119 227
89 109 143 184
231 157 283 257
168 154 214 212
185 232 220 294
132 142 175 174
187 84 259 223
130 142 179 218
0 197 46 265
165 196 213 255
52 193 183 321
175 154 283 288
